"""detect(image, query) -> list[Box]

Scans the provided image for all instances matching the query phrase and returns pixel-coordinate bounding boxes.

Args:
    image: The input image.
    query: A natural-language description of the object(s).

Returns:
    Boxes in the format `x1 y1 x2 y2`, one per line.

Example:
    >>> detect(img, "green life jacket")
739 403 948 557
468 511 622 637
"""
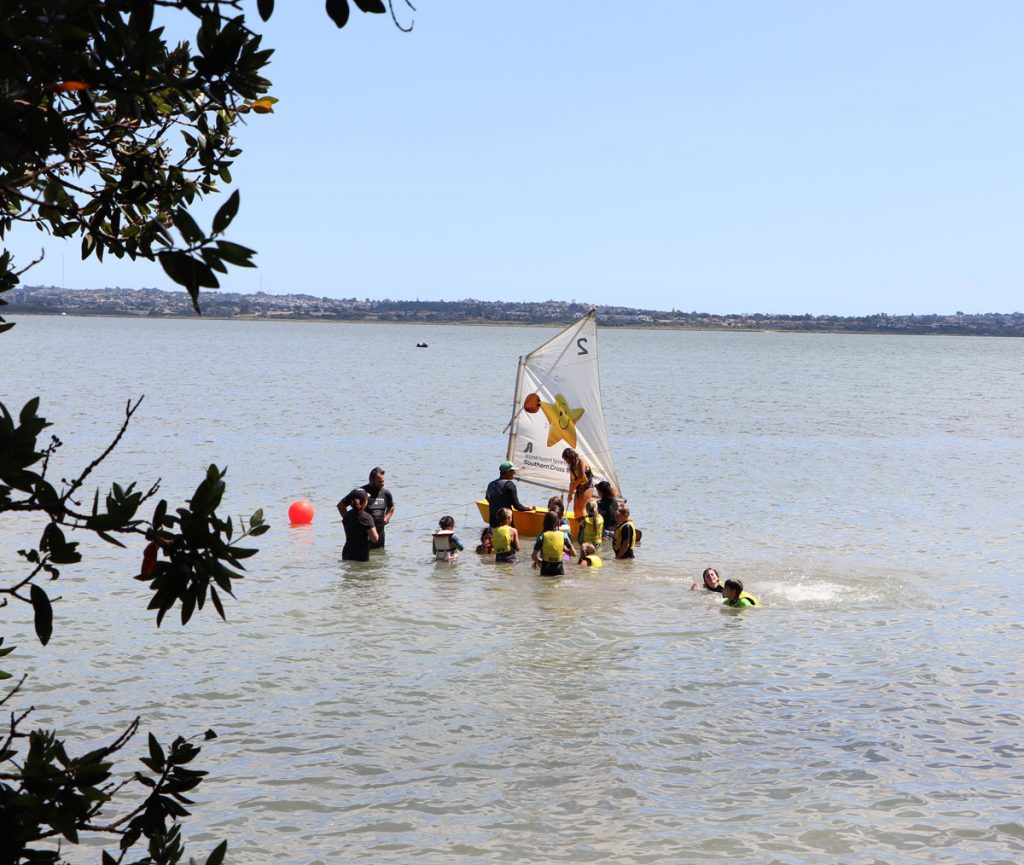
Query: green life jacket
723 591 759 607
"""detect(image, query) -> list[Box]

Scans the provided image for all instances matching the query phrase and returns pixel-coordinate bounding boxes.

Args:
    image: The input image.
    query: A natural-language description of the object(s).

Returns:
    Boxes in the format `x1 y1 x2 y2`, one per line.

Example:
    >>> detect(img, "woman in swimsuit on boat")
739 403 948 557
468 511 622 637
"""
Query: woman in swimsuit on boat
562 447 595 519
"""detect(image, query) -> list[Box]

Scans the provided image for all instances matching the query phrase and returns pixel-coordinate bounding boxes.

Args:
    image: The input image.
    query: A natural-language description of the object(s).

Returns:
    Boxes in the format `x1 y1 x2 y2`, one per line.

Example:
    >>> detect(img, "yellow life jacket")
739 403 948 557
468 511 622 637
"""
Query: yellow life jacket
723 591 760 607
579 515 604 546
581 554 603 568
614 519 636 552
493 524 513 555
540 530 565 563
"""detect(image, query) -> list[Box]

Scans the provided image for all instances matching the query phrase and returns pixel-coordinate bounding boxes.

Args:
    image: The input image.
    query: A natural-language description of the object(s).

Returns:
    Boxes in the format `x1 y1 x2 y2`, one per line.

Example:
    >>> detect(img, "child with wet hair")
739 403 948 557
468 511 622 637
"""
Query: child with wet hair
432 515 464 563
577 542 603 568
722 578 759 607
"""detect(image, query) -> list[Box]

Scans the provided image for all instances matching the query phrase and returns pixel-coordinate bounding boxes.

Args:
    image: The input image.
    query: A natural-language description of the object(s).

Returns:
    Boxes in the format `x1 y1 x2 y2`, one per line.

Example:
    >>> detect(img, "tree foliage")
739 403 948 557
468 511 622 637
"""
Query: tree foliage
1 1 406 861
0 0 408 319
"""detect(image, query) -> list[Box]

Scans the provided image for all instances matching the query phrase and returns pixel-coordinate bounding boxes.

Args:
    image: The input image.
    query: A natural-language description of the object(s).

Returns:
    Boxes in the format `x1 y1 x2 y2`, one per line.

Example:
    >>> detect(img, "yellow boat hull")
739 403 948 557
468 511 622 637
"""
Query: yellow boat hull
475 501 580 538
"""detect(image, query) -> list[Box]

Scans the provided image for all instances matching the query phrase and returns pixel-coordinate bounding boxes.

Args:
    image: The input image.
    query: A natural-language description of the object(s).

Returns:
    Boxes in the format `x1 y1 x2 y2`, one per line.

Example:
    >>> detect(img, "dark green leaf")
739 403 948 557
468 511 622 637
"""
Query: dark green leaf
258 0 275 21
325 0 350 28
30 584 53 645
148 733 166 770
215 240 256 267
354 0 387 12
173 208 204 244
212 190 240 234
206 840 228 865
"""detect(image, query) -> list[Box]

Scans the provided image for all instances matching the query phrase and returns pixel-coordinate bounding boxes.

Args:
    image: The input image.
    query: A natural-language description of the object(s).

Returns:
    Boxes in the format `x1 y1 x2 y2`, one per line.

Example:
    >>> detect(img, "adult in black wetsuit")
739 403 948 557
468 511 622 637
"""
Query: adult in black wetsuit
338 466 395 549
594 480 624 533
485 461 534 528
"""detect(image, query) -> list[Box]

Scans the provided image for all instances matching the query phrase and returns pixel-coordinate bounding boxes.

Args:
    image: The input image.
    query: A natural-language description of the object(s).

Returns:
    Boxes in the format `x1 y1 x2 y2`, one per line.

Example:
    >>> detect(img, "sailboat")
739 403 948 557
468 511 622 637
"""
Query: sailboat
476 309 620 536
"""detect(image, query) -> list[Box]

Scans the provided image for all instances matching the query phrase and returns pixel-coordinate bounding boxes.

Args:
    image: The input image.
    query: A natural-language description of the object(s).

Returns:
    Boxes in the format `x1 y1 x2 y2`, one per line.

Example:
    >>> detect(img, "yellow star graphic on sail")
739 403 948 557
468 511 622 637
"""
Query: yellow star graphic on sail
540 393 585 447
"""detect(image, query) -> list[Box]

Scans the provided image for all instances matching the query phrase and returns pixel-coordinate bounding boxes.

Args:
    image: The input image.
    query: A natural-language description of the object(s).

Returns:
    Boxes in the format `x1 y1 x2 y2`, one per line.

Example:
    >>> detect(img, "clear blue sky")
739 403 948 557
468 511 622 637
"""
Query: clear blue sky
9 1 1023 314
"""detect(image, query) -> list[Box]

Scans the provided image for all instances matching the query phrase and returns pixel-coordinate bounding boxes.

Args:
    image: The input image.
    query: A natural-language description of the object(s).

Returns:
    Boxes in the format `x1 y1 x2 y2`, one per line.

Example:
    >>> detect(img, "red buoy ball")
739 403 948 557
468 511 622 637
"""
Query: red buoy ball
524 392 541 414
288 499 315 525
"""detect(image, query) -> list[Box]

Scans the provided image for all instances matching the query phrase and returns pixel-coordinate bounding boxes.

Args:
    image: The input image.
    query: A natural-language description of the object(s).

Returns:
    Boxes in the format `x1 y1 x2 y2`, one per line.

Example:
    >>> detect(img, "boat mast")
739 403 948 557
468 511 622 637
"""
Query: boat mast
505 355 526 461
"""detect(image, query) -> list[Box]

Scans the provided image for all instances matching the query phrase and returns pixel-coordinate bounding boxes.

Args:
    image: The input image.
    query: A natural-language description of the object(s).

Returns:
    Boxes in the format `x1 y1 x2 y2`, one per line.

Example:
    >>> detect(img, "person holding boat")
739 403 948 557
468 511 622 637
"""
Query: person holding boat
532 510 577 577
594 480 624 540
485 461 534 528
612 503 637 559
562 447 595 518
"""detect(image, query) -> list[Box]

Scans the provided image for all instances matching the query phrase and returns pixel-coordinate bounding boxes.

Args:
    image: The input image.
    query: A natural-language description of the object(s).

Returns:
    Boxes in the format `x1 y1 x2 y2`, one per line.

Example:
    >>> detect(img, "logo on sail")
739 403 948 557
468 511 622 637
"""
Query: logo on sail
540 393 584 447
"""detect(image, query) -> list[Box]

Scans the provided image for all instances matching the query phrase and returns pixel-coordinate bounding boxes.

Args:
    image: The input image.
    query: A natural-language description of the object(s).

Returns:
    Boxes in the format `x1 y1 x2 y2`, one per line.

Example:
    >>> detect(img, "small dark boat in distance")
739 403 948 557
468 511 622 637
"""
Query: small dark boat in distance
416 342 429 348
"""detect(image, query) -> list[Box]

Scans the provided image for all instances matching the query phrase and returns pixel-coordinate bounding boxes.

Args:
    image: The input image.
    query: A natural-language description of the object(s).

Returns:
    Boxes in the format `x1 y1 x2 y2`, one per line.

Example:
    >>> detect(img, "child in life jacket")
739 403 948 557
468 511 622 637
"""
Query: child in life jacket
613 503 637 559
432 515 464 563
492 507 521 563
577 542 603 568
532 510 576 577
577 498 604 550
722 578 759 608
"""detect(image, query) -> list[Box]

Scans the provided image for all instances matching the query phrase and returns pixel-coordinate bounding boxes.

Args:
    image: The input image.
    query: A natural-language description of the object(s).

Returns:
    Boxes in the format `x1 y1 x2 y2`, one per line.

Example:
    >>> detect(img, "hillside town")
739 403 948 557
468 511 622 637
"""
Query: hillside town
6 285 1024 336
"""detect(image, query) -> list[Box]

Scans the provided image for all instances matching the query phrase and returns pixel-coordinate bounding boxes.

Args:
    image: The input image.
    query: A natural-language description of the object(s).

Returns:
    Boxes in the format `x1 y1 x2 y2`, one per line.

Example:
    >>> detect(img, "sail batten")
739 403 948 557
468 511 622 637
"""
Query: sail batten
504 310 619 503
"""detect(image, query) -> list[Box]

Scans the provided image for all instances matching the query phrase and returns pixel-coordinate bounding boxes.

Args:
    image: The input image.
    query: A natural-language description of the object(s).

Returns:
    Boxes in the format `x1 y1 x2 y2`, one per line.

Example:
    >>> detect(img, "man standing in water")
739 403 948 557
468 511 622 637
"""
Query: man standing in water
338 466 395 549
485 461 534 528
339 488 379 561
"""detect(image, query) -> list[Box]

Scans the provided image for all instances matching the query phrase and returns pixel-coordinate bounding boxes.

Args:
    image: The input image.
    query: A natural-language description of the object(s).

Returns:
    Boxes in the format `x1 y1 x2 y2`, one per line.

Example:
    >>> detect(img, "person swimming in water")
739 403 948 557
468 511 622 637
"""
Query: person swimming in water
692 567 724 592
722 578 759 607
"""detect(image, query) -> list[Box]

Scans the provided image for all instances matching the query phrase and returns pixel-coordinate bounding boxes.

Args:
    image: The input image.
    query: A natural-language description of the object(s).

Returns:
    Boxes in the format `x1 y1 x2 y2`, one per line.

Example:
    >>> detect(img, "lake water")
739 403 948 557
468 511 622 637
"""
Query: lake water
2 315 1023 864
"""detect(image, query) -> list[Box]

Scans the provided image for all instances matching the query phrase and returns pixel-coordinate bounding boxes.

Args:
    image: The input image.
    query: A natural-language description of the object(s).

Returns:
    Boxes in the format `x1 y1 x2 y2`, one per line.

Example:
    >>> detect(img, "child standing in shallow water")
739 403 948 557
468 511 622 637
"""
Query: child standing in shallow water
577 498 604 550
577 542 603 567
432 515 464 562
533 510 576 576
492 507 520 563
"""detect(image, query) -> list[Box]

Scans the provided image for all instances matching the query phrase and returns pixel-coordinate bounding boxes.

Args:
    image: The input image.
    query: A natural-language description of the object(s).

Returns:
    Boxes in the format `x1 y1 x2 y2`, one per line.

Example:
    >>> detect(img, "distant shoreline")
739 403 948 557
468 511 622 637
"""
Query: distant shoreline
9 308 1024 338
6 287 1023 337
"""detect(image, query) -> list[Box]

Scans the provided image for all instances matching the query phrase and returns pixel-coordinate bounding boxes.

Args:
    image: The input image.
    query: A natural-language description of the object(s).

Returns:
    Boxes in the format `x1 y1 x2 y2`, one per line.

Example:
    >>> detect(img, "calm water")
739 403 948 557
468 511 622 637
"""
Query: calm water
2 315 1023 864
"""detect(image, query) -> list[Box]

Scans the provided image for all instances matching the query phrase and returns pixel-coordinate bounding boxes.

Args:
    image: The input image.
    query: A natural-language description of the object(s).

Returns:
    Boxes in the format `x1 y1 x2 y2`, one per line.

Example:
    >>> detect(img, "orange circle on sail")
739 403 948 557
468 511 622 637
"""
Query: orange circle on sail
524 393 541 413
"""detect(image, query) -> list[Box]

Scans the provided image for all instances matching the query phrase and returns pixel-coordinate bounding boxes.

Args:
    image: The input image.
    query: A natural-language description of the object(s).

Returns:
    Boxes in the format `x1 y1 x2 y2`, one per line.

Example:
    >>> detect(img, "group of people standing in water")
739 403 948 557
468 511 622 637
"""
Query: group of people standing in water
336 459 756 607
481 450 638 576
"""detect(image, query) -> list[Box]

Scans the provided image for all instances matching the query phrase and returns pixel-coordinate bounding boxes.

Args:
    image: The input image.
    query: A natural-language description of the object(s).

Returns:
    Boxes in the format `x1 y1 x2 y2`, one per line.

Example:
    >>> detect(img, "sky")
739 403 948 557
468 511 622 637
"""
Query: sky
8 0 1023 315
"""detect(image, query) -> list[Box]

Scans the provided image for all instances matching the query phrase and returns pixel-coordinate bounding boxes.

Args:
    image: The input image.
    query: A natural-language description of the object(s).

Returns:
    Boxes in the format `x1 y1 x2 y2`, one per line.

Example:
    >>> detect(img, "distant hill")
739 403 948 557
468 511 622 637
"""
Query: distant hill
8 285 1023 336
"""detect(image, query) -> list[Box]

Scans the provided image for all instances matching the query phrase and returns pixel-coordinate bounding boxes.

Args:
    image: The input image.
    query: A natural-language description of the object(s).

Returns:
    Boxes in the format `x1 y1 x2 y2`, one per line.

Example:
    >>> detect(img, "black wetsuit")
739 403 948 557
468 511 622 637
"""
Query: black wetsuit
343 484 393 549
485 477 529 528
596 495 623 530
342 509 376 561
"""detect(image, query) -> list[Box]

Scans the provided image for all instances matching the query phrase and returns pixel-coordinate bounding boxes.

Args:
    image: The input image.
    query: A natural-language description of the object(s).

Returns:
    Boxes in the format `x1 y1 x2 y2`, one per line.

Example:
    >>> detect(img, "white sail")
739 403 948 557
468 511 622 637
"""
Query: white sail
506 310 619 498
